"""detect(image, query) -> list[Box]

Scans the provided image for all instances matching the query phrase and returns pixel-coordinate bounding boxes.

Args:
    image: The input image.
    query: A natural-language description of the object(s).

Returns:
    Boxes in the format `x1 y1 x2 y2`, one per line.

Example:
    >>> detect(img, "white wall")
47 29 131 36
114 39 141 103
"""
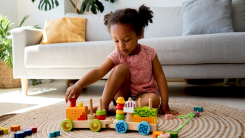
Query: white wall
65 0 188 15
17 0 65 29
0 0 18 27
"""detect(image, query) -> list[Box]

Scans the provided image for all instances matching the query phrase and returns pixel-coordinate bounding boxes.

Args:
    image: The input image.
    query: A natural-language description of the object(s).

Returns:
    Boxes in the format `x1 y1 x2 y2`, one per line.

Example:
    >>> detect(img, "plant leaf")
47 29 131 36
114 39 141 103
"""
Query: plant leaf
95 0 104 13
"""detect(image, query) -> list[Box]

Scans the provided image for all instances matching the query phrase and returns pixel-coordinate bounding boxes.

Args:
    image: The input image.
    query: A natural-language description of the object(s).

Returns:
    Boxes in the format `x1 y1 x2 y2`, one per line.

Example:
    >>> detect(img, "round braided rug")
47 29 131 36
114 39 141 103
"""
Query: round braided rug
0 98 245 138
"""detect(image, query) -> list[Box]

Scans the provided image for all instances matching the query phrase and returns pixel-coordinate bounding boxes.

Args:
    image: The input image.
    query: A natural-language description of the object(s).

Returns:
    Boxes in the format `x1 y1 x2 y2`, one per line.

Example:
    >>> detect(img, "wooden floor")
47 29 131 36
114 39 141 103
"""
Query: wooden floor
0 79 245 115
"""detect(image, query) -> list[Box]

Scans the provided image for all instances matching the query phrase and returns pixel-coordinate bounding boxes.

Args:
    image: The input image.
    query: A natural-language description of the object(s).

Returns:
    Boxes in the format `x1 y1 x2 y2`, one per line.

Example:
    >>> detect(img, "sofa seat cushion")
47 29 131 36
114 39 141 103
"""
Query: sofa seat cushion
25 32 245 68
25 41 115 68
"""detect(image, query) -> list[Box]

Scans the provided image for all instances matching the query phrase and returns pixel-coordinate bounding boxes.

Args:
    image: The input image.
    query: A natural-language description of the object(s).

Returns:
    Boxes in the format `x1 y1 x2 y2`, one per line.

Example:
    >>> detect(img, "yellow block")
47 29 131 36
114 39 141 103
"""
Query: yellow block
66 106 88 120
0 127 8 134
78 102 83 107
134 115 156 124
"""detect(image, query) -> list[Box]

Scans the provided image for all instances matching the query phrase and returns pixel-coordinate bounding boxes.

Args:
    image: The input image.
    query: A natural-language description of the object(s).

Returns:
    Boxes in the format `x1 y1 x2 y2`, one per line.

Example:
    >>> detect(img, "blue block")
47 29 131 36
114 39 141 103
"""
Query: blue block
54 130 60 136
194 107 203 112
23 129 32 136
14 131 25 138
137 121 151 135
49 131 55 138
115 120 128 134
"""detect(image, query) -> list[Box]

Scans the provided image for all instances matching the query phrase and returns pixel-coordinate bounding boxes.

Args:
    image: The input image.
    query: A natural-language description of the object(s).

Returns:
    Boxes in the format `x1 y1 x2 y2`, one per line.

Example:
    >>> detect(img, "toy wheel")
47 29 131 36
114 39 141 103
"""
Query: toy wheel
61 119 74 132
89 119 102 132
115 120 128 134
137 121 151 135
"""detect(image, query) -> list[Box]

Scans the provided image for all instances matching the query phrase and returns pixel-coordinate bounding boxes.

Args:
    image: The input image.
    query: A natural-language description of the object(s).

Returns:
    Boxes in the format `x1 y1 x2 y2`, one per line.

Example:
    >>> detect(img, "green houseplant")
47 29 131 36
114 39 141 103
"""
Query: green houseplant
0 14 41 88
32 0 116 14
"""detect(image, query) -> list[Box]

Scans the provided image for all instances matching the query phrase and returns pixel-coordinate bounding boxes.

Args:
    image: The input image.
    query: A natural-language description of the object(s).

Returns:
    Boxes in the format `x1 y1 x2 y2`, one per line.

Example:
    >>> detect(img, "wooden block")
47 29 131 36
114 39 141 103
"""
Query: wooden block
49 131 55 138
54 130 60 136
77 112 86 120
126 113 134 122
149 99 152 110
134 106 157 117
116 114 125 120
194 107 203 112
116 97 125 104
165 114 172 120
0 127 8 134
87 114 96 120
73 118 113 129
10 125 20 132
116 109 124 114
152 131 163 138
97 114 106 120
99 98 102 111
138 98 142 108
123 98 135 113
192 112 200 117
26 126 37 133
160 133 170 138
116 104 124 110
134 115 156 124
66 106 88 120
23 129 32 136
14 131 25 138
70 98 76 107
164 131 178 138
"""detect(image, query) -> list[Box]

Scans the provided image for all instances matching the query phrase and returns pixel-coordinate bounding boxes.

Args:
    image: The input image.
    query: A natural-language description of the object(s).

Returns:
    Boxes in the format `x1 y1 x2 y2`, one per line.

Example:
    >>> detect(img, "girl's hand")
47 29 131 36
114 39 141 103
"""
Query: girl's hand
65 84 82 103
158 108 181 116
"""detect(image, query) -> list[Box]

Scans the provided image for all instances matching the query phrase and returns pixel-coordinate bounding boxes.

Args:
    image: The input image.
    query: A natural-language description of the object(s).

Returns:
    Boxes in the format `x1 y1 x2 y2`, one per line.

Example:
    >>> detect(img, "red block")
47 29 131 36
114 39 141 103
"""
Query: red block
78 113 86 120
70 98 76 107
26 126 37 133
116 104 124 110
97 114 106 120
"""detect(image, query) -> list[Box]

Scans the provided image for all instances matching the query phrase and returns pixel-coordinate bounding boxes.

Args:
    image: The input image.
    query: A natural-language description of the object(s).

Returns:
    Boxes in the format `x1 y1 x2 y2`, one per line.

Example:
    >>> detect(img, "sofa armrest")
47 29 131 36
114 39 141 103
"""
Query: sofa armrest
12 28 43 78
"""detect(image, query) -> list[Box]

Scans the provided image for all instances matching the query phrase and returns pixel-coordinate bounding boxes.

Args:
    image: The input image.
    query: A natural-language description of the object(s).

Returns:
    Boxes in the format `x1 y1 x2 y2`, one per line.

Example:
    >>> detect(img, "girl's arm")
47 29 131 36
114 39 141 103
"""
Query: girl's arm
65 57 115 103
152 54 180 115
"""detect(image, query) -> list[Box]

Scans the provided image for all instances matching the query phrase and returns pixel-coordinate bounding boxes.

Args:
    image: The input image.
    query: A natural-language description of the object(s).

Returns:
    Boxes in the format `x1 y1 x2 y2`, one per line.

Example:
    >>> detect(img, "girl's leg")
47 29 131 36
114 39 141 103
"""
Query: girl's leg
102 64 131 113
135 93 160 108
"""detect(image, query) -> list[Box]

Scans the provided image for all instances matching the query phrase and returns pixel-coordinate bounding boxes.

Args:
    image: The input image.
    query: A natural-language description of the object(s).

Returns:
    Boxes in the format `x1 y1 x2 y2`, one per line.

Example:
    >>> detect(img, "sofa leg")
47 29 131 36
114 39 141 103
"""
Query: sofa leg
21 78 28 95
66 80 71 88
223 78 230 85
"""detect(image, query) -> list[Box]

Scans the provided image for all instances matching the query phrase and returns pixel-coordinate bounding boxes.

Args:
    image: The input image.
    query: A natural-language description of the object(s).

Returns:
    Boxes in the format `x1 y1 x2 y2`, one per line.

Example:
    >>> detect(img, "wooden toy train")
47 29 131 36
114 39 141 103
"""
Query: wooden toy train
61 97 158 135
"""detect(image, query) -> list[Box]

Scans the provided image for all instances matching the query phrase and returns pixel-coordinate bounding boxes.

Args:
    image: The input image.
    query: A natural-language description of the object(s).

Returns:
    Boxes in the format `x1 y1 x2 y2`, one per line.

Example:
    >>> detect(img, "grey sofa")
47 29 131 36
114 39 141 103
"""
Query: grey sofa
12 3 245 95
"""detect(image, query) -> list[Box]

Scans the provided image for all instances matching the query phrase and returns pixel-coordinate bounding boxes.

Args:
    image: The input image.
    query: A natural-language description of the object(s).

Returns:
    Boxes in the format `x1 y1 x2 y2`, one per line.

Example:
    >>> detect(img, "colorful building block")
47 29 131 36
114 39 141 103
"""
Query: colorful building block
0 129 3 135
96 109 106 116
123 97 135 113
134 106 157 117
134 115 156 124
193 107 203 112
77 112 86 120
116 97 125 104
23 129 32 136
26 126 37 133
160 133 170 138
165 114 173 120
10 125 20 132
70 97 76 107
0 127 8 134
116 104 124 110
192 111 200 117
116 109 124 114
14 131 25 138
66 106 88 120
116 114 125 120
153 131 164 138
49 130 60 138
49 131 55 138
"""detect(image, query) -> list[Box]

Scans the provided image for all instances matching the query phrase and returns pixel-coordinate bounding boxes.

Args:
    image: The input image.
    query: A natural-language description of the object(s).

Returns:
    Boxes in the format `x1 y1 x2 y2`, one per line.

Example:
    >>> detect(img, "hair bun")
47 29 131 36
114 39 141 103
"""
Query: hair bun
138 4 153 27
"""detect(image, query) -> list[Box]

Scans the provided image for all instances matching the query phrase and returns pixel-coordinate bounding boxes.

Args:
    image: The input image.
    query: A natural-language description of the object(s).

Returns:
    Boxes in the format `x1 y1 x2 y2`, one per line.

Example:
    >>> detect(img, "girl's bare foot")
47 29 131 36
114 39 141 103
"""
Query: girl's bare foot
88 104 116 115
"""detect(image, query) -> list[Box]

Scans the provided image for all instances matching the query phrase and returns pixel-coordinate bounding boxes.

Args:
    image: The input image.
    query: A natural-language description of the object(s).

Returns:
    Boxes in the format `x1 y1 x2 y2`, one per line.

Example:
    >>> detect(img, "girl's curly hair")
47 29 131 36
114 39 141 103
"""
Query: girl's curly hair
104 4 153 35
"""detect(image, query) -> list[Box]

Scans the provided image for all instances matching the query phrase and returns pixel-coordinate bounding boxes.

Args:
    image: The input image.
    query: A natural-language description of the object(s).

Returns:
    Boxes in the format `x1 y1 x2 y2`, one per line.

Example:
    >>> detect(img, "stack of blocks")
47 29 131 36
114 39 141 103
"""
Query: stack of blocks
96 98 106 120
133 101 157 124
193 107 203 117
66 98 88 121
116 97 125 120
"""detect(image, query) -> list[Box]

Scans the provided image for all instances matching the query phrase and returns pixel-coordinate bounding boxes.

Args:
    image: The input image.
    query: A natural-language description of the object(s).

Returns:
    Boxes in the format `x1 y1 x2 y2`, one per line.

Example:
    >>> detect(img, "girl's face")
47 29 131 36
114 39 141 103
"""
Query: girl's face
110 23 143 55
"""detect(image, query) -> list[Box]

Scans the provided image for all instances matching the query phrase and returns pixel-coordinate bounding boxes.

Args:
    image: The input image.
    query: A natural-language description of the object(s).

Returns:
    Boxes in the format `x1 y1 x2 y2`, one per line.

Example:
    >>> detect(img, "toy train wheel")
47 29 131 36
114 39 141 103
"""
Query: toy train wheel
115 120 128 134
89 119 102 132
137 121 151 135
61 119 74 132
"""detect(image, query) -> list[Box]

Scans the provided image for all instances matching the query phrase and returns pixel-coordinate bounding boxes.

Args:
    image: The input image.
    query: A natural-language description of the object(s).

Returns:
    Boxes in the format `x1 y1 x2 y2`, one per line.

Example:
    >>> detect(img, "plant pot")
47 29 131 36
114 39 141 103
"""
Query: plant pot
0 61 21 88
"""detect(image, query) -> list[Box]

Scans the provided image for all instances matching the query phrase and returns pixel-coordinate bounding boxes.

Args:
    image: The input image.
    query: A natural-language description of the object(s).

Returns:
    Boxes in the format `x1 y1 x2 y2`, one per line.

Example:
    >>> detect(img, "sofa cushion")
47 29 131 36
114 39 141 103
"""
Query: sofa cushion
40 17 86 44
232 0 245 32
25 33 245 68
182 0 234 36
65 13 112 41
144 7 183 38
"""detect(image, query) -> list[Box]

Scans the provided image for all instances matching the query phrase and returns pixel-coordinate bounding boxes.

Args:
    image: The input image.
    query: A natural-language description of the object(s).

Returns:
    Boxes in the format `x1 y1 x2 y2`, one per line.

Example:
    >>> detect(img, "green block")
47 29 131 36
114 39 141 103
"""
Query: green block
116 114 125 120
134 106 157 117
164 131 178 138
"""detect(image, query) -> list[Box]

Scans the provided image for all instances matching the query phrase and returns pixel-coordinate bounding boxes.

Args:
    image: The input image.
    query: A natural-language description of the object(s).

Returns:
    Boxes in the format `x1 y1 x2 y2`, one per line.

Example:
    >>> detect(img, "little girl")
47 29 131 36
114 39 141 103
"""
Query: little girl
65 4 180 115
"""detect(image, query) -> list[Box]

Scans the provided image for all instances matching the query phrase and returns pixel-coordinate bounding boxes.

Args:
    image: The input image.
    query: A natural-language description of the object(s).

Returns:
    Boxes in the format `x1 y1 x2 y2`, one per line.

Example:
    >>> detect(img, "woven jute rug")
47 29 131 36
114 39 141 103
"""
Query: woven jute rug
0 98 245 138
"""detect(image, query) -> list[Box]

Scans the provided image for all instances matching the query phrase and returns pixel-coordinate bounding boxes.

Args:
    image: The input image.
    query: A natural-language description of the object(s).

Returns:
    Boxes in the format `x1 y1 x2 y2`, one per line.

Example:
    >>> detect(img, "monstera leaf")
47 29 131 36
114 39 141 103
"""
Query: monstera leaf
32 0 59 11
79 0 116 14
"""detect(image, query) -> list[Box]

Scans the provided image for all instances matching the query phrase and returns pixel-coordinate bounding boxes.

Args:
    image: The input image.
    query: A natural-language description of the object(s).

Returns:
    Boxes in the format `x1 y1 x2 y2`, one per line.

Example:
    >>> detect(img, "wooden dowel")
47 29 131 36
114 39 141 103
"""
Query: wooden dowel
75 0 77 14
90 98 93 115
149 98 152 110
138 98 142 108
99 98 102 111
